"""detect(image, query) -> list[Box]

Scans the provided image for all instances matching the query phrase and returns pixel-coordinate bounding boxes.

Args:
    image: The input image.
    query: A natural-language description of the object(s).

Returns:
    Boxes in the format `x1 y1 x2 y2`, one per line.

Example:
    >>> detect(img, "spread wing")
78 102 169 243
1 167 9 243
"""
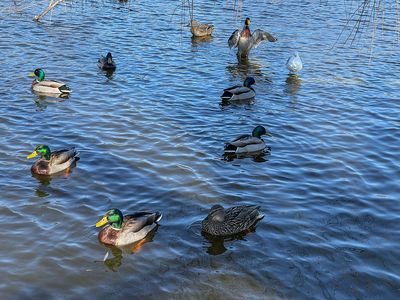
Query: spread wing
251 29 277 48
228 29 240 48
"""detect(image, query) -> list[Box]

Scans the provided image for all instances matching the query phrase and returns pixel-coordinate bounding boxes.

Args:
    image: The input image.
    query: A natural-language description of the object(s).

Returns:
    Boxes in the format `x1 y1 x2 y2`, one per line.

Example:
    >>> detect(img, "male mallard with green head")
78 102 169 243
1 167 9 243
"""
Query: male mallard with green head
96 209 162 246
27 144 79 175
202 205 264 236
224 125 271 154
228 18 277 59
221 77 256 101
29 69 71 95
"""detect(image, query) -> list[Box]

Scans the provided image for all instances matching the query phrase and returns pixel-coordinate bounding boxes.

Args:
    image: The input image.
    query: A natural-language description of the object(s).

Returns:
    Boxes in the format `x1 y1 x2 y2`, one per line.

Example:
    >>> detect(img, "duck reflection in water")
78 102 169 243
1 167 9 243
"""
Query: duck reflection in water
284 74 302 96
223 147 271 162
202 227 258 255
33 93 68 111
31 161 77 197
101 227 159 272
226 57 269 82
191 35 213 47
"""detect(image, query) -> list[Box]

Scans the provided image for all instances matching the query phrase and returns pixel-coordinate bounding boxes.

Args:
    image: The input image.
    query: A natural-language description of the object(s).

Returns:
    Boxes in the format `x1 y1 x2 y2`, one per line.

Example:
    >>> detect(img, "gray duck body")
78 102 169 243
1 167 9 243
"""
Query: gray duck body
202 205 264 236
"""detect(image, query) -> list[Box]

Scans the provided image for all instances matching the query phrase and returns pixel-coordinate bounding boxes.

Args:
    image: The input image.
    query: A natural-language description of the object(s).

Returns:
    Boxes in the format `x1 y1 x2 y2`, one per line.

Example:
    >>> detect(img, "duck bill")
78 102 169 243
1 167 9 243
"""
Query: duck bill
95 216 108 227
265 131 272 137
27 151 38 159
28 72 36 77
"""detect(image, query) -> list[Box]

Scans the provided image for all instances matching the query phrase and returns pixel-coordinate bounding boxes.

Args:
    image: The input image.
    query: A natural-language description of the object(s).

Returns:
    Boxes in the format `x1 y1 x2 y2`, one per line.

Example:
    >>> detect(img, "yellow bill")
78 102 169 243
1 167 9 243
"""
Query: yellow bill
27 151 38 159
96 216 108 227
28 72 36 77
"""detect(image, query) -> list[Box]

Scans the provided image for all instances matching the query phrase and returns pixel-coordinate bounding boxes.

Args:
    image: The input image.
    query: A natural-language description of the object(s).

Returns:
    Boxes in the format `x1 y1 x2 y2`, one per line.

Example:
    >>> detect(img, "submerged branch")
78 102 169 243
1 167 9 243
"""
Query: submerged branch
34 0 65 22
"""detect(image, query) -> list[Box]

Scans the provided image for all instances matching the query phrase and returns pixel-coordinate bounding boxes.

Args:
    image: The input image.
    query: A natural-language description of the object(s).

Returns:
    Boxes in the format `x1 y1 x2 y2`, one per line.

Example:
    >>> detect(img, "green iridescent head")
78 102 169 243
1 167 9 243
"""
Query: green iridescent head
243 77 255 88
27 144 51 160
252 126 270 138
96 208 123 229
29 68 45 82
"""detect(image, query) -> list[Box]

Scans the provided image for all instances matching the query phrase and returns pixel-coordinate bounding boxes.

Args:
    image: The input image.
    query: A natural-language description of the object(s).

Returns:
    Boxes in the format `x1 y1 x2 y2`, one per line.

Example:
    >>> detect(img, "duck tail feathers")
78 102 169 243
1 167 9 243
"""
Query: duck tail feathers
257 213 265 221
155 212 162 223
224 143 237 153
221 91 233 101
71 147 80 161
59 85 71 93
254 206 264 220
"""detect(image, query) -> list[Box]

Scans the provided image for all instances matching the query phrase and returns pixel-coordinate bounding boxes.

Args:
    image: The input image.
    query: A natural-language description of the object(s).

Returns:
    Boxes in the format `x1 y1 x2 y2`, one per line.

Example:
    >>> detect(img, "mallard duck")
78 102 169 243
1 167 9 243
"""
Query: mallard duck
228 17 277 59
27 144 79 175
95 209 162 246
202 204 264 236
98 52 116 71
224 125 271 154
29 69 71 95
190 19 214 37
286 52 303 74
221 77 256 101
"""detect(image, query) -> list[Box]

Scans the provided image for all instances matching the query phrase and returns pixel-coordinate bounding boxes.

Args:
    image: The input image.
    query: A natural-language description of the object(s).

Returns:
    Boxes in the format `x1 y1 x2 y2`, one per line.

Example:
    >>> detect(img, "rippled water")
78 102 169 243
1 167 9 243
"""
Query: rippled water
1 0 399 298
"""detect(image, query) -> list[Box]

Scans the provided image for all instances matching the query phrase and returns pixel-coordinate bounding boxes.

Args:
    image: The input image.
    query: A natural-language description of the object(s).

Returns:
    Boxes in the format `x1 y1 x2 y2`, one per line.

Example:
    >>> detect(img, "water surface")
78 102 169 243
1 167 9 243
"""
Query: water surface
0 0 399 298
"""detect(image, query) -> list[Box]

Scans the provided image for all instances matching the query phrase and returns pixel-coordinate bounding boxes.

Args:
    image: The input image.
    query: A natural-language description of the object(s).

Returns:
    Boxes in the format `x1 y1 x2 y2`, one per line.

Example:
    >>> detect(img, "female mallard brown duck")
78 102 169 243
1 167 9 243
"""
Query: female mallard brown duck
98 52 116 71
27 144 79 175
202 205 264 236
95 209 162 246
228 17 277 59
29 69 71 95
224 125 271 154
221 77 256 102
190 19 214 37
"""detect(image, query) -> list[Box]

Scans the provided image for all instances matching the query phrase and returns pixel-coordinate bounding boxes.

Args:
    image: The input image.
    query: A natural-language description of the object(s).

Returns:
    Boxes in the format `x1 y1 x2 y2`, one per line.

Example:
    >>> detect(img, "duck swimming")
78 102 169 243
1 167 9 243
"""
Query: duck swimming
221 77 256 101
27 144 79 175
190 19 214 37
228 18 277 59
29 69 71 96
286 52 303 74
224 125 271 154
202 205 264 236
98 52 116 71
95 209 162 246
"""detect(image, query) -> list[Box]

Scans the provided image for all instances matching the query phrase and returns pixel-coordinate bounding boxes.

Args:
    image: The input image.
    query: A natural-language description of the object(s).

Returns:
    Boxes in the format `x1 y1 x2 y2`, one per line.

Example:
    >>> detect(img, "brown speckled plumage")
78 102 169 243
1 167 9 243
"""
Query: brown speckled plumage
202 205 264 236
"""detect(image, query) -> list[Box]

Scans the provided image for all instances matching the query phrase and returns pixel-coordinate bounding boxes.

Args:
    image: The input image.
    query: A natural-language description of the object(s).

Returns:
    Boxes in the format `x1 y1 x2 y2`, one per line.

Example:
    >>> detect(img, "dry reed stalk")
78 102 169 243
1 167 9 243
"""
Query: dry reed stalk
34 0 65 22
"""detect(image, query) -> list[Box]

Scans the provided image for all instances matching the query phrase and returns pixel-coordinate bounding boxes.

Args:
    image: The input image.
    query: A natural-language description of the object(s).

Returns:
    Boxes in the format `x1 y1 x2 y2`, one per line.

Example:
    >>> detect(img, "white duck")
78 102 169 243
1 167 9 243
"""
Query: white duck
286 52 303 74
228 18 277 59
